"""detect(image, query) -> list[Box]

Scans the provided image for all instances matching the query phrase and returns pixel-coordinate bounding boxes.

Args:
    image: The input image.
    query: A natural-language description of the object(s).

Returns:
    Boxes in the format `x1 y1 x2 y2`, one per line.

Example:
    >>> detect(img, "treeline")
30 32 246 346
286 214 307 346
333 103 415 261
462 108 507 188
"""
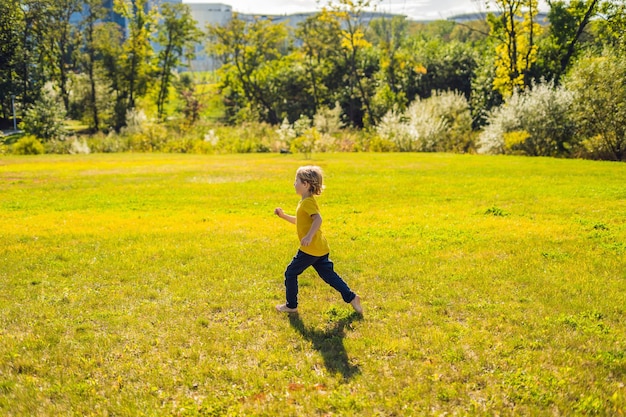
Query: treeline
1 0 625 160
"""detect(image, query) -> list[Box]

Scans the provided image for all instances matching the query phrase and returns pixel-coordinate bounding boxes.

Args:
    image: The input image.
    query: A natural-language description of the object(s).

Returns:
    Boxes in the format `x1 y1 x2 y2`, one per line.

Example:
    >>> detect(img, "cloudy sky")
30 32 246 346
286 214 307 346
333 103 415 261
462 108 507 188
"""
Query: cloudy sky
183 0 492 21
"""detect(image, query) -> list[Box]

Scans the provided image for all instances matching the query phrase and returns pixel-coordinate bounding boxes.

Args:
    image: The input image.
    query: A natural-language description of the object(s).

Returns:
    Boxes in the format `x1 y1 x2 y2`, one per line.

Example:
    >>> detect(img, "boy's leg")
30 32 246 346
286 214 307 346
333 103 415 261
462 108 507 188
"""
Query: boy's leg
312 254 356 304
283 250 316 309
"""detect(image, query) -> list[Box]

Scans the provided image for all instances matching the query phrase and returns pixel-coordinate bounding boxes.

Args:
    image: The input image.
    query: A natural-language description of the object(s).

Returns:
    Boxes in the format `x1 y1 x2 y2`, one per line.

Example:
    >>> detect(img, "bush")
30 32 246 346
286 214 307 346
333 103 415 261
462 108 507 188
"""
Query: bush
13 135 45 155
21 82 67 142
212 123 274 153
376 90 473 152
564 51 626 161
477 81 576 157
87 132 130 153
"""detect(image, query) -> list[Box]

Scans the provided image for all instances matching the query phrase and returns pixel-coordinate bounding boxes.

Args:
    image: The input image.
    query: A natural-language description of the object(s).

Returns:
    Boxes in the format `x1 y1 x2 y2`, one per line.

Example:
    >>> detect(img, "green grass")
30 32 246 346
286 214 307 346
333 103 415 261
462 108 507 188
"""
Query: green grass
1 152 625 416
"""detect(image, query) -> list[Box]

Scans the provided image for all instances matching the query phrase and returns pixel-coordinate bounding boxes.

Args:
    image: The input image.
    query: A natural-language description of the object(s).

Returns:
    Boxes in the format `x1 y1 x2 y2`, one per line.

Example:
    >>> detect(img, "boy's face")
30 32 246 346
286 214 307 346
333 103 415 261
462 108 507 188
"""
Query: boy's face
294 176 309 196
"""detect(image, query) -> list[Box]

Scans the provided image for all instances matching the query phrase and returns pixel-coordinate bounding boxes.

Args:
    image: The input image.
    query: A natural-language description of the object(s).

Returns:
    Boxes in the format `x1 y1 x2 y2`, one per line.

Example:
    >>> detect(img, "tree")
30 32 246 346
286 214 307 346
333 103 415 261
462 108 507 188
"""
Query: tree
154 3 201 122
296 12 342 114
113 0 157 129
40 0 83 113
595 0 626 49
92 21 125 129
80 0 109 131
369 16 413 114
0 0 22 121
324 0 379 126
207 14 289 124
410 39 477 100
487 0 542 96
535 0 601 83
12 0 49 118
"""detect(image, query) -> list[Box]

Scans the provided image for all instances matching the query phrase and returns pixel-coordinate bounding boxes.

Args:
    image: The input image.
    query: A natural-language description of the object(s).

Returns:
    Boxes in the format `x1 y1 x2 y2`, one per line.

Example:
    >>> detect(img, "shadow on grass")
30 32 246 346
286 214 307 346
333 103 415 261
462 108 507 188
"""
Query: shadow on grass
288 312 362 380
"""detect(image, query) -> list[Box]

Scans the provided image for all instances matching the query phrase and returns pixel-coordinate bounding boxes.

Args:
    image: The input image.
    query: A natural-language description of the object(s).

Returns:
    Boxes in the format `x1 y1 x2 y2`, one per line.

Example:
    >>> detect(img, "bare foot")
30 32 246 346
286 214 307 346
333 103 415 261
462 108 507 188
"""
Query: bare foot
275 304 298 313
350 295 363 315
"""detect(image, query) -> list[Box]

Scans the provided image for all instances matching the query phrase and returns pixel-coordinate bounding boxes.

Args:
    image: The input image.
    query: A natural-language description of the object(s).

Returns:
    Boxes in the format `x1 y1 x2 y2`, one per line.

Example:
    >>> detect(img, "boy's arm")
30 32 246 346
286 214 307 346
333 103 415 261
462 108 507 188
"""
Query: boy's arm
301 214 322 246
274 207 296 224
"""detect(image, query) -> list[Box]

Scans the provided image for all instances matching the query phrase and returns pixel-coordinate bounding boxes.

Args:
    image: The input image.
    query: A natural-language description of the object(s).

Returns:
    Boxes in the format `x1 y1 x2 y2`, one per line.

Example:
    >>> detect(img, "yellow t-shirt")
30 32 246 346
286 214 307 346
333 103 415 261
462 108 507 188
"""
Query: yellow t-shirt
296 196 330 256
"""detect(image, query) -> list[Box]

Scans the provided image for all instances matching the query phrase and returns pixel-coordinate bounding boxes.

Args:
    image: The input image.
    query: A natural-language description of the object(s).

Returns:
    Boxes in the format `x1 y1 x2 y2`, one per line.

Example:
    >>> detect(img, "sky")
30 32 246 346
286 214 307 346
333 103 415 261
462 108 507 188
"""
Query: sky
182 0 491 21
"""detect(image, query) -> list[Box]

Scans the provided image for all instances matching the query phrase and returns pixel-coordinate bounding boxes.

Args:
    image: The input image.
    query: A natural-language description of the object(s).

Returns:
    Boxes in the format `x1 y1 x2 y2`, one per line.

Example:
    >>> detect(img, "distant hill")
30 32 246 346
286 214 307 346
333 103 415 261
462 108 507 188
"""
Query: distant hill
448 11 549 23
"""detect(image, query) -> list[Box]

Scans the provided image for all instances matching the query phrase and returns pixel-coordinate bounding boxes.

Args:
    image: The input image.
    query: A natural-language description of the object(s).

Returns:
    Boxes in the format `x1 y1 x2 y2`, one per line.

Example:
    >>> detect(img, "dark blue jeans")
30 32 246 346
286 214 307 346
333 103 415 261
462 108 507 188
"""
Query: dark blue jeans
284 250 356 309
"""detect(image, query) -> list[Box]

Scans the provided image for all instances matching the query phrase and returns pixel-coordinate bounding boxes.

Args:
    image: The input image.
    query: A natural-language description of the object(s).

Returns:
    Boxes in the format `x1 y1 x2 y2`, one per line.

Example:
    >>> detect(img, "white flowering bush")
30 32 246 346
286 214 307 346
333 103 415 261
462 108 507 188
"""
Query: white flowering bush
313 103 343 135
69 138 91 155
376 110 415 151
478 81 576 156
276 118 297 151
376 91 472 152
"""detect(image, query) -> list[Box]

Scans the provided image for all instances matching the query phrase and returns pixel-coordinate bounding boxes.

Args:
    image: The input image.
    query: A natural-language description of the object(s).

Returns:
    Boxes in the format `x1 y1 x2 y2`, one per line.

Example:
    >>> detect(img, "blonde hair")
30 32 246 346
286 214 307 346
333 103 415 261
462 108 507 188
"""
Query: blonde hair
296 165 324 195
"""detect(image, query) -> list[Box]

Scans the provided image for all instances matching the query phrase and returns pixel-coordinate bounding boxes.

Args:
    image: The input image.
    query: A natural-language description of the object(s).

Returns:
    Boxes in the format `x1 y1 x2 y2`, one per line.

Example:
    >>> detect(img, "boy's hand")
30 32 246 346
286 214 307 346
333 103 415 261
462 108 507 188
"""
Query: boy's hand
274 208 284 217
301 236 312 246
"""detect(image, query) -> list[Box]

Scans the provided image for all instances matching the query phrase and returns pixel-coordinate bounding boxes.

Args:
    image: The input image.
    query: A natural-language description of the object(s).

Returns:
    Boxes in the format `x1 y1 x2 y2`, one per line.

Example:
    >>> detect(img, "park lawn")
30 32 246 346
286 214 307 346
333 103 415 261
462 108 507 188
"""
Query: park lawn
0 152 625 416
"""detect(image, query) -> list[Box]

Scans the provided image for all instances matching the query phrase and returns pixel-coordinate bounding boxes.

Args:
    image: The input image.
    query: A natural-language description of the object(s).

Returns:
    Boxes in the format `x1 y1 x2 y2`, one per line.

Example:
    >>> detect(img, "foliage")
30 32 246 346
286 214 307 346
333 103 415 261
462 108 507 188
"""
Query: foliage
478 80 576 156
86 131 130 153
369 16 412 115
534 0 601 83
564 50 626 161
112 0 158 129
154 3 202 121
39 0 83 114
410 39 477 101
11 135 44 155
377 90 473 152
20 83 67 142
487 0 543 96
68 72 115 131
595 0 626 49
79 0 110 131
470 50 504 128
207 14 289 125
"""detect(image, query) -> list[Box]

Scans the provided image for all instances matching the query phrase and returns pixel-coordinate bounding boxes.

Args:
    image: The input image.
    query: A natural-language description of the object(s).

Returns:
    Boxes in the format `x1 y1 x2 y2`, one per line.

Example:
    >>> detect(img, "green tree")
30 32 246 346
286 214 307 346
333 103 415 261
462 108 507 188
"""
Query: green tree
369 16 413 115
296 12 341 114
411 39 477 100
154 3 201 122
11 0 49 118
325 0 379 126
0 0 21 121
535 0 601 83
296 0 380 127
113 0 157 129
594 0 626 49
207 14 289 124
40 0 83 113
79 0 109 131
92 21 125 129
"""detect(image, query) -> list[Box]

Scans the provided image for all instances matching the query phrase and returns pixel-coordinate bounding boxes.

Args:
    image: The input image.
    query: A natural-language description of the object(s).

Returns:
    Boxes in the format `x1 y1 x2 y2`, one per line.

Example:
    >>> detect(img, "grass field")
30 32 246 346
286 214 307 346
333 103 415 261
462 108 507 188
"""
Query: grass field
1 152 625 416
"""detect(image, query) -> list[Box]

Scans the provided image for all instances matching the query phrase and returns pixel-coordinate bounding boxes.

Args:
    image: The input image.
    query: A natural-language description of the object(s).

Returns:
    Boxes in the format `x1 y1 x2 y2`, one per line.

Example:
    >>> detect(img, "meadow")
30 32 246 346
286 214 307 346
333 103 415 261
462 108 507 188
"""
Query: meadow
0 152 625 416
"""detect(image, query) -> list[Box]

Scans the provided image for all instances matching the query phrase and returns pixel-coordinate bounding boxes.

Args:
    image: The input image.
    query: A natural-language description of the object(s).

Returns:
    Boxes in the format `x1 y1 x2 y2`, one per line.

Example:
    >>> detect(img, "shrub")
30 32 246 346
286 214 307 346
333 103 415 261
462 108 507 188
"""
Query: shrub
212 123 274 153
376 90 473 152
564 51 626 161
291 128 320 159
69 138 91 155
13 135 45 155
21 82 67 142
478 81 576 157
87 132 130 153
